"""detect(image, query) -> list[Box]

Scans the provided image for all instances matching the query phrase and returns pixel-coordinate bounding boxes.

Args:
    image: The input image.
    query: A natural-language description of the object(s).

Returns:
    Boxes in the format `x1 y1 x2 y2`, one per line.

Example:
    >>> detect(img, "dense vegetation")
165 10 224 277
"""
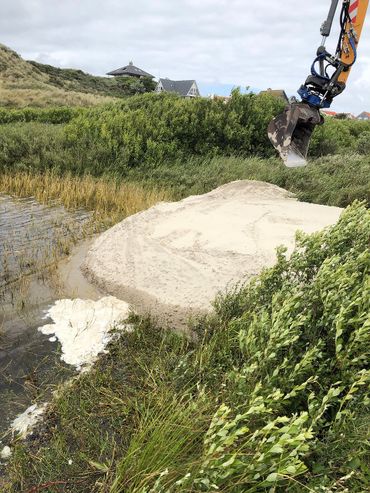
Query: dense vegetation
1 84 369 491
0 92 369 207
0 106 82 124
63 91 285 168
29 60 156 98
5 202 369 492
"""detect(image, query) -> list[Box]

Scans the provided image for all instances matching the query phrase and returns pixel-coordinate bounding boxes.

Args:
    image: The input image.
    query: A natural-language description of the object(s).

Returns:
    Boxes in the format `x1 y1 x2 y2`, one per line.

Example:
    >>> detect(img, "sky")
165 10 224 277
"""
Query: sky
1 0 369 114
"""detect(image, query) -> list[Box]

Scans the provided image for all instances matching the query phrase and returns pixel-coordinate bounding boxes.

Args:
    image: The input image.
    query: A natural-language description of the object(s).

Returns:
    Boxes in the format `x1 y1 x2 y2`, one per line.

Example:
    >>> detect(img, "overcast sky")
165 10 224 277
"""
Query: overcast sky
2 0 369 114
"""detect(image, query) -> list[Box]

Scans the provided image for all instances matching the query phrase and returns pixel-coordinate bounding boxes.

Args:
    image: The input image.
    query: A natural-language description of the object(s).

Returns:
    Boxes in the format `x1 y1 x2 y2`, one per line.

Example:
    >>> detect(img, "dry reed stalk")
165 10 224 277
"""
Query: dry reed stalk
0 171 171 227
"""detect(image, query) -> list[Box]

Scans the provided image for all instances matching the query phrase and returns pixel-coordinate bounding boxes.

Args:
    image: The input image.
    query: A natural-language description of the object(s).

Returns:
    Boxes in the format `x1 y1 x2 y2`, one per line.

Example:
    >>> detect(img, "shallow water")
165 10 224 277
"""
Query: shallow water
0 194 91 439
0 194 89 295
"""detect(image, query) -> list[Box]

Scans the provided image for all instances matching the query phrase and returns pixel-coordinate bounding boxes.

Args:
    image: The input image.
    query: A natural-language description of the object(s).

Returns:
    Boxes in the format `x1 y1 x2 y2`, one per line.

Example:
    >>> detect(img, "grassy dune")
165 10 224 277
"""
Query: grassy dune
0 44 156 108
0 86 114 108
0 44 115 107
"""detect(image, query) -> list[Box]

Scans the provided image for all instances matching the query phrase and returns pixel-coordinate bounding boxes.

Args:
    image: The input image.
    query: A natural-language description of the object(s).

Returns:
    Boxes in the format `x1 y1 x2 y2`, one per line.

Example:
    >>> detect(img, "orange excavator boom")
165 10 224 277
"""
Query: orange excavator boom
268 0 369 167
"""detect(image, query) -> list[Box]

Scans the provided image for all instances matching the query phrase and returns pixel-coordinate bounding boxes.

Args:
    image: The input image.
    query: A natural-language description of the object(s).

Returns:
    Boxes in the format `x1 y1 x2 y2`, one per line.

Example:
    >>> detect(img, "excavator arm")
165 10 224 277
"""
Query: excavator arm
268 0 369 167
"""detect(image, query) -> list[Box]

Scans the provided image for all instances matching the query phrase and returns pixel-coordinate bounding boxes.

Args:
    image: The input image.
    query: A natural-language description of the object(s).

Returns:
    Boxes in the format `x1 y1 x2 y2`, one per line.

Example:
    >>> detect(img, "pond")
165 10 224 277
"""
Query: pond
0 194 92 439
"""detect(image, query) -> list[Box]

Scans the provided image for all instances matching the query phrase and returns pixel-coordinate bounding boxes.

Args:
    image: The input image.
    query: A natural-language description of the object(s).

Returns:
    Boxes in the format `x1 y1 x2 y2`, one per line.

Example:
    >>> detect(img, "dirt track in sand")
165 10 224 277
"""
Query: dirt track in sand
83 181 342 325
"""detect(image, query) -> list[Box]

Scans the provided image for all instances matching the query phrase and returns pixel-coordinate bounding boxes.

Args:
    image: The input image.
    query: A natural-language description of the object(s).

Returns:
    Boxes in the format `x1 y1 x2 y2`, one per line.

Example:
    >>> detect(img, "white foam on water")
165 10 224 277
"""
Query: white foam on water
11 403 46 438
1 445 12 460
39 297 131 369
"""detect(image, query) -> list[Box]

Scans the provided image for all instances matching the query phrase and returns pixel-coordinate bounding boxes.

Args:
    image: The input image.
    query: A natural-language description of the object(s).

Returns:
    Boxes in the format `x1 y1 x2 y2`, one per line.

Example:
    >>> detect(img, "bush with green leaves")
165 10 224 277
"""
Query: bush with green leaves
63 90 285 171
148 202 370 492
309 117 370 157
0 106 82 124
356 131 370 155
6 203 369 493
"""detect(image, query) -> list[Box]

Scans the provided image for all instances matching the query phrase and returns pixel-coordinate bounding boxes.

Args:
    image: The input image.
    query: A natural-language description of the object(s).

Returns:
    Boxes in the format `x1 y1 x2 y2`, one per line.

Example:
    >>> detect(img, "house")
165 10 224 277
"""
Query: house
335 112 356 120
156 78 200 98
357 111 370 120
107 61 154 79
321 110 337 117
259 88 289 102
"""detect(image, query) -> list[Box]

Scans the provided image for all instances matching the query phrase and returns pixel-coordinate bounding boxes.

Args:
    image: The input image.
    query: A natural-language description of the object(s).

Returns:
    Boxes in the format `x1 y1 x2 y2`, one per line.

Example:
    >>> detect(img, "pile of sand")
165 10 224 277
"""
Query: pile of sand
83 181 342 320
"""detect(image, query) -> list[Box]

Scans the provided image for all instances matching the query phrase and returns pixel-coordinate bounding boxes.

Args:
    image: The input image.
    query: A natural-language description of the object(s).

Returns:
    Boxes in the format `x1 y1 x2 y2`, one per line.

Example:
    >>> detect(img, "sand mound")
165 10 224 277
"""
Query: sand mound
83 181 342 318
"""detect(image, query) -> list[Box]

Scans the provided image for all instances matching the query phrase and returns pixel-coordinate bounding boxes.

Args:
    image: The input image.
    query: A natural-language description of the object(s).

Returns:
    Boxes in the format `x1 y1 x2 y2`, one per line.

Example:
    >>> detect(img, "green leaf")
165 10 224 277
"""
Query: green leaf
265 473 279 482
88 460 109 473
269 445 284 454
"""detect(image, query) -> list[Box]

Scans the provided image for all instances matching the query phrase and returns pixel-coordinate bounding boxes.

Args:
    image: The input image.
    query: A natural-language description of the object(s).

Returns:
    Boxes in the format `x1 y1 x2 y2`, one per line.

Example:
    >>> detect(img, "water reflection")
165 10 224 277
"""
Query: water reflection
0 194 90 438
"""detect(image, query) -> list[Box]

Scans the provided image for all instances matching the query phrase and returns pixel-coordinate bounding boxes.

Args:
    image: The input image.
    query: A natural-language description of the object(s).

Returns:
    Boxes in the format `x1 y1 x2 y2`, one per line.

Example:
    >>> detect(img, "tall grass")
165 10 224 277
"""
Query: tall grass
0 171 171 227
1 121 369 209
0 87 114 108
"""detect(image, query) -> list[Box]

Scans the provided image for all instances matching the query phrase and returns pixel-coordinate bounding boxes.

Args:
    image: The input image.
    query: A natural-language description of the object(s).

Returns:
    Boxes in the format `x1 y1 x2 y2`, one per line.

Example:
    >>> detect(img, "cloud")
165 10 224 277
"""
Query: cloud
2 0 369 113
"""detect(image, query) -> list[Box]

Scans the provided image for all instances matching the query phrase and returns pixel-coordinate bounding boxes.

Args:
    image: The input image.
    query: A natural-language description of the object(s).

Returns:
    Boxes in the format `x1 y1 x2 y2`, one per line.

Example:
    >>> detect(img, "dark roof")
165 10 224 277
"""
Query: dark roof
260 89 289 102
158 78 196 96
107 62 154 78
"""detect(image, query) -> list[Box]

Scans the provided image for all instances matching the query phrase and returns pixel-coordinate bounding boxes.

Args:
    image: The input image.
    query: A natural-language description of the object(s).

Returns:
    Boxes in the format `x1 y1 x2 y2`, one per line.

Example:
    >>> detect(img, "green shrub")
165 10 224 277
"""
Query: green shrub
6 204 369 492
63 90 286 171
0 122 68 172
357 131 370 155
310 118 370 157
0 106 82 124
150 202 370 492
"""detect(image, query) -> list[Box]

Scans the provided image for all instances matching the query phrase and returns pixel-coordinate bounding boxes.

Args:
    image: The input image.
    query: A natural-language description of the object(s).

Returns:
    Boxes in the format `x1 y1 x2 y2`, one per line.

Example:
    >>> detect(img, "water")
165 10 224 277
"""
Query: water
0 194 91 440
0 194 89 295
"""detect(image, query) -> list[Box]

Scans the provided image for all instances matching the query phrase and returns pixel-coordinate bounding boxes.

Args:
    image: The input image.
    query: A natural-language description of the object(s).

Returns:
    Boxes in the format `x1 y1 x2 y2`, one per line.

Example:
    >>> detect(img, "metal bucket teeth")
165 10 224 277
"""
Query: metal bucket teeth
268 103 323 167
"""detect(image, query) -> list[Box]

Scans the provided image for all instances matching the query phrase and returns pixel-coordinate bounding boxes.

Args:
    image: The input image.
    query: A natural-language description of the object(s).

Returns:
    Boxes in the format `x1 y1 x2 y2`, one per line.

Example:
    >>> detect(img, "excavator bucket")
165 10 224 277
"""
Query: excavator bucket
268 103 323 167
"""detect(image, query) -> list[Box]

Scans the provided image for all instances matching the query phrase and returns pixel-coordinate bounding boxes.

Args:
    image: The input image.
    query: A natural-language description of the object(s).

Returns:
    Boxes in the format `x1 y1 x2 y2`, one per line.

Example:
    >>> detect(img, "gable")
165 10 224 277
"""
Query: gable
187 81 200 97
156 80 164 92
158 78 198 97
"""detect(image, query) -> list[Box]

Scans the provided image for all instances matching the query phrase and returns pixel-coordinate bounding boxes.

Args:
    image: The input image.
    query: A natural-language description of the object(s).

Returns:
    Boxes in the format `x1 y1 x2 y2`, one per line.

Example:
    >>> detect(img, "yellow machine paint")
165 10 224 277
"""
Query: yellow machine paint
268 0 369 167
338 0 369 83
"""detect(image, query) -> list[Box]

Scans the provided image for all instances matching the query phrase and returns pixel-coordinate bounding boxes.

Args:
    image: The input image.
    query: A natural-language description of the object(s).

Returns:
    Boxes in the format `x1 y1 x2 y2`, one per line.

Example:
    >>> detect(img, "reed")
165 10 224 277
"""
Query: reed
0 213 88 316
0 171 171 228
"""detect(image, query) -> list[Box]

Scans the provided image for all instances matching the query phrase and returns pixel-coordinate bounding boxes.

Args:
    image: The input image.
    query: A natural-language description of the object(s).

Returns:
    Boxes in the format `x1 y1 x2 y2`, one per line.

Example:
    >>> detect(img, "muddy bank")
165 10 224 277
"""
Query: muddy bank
83 181 342 321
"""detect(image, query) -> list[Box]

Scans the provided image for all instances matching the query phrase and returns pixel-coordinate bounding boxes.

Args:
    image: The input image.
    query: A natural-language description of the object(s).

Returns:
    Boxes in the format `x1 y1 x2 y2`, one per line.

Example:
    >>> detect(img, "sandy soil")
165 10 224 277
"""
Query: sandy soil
83 181 342 324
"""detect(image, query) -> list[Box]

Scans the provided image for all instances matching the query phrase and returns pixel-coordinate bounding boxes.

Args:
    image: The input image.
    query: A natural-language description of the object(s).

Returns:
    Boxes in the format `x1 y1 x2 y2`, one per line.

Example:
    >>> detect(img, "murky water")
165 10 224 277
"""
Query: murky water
0 194 92 439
